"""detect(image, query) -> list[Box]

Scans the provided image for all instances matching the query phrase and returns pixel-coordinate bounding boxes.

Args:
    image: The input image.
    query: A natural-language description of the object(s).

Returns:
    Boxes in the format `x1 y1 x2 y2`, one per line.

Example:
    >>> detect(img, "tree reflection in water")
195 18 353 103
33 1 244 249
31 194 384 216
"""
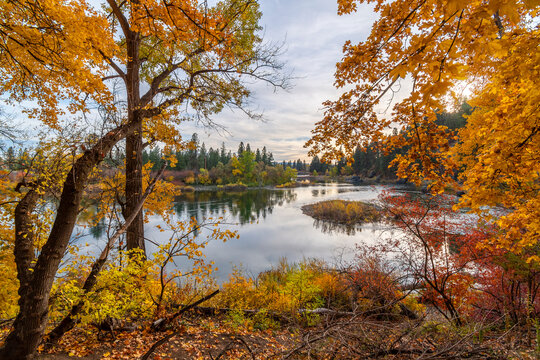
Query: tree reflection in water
173 189 297 224
312 217 386 236
312 219 362 235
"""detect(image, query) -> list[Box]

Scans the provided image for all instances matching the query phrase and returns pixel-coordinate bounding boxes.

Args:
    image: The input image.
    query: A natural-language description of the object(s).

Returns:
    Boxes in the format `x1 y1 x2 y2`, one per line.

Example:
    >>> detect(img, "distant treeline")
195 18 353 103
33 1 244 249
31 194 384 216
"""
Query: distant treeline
142 134 277 171
140 134 296 186
1 104 470 183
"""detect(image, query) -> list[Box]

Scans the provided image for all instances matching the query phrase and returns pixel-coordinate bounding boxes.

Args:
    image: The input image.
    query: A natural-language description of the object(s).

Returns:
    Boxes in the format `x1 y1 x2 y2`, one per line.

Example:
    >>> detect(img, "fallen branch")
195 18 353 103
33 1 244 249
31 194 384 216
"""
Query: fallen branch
141 289 220 360
152 289 220 331
212 335 255 360
160 305 360 327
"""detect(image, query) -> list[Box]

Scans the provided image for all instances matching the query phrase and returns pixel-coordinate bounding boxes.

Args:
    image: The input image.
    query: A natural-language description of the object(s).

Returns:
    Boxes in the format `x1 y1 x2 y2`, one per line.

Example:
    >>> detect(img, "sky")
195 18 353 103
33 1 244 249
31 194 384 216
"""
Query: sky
4 0 379 162
180 0 378 162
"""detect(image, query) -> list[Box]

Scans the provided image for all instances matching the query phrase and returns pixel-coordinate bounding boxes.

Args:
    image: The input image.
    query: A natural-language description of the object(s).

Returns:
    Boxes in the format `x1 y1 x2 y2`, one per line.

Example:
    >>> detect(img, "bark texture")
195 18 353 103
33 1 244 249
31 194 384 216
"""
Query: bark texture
124 26 145 255
45 165 166 347
0 123 137 360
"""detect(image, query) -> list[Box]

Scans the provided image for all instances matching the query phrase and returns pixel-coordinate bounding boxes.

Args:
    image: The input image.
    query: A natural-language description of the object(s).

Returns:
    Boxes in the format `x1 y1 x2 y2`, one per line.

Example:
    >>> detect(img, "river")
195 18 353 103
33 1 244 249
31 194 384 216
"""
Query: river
86 183 401 282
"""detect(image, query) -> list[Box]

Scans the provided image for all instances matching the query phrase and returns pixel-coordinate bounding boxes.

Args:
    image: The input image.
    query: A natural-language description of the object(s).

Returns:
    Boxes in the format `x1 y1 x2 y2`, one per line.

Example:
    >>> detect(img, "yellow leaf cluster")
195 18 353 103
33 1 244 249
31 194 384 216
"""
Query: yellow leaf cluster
0 0 116 127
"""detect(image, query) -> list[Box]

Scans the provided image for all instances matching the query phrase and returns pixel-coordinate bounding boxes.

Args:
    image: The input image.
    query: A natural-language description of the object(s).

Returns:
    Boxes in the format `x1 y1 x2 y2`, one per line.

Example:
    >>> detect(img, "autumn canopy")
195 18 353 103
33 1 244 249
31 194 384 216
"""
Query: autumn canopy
0 0 539 358
0 0 285 358
306 0 540 257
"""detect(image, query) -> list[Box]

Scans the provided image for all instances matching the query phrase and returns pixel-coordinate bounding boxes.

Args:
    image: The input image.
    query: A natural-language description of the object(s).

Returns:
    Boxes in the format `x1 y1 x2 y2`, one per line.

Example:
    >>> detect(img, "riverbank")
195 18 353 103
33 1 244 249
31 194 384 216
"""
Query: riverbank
31 257 538 360
180 177 408 192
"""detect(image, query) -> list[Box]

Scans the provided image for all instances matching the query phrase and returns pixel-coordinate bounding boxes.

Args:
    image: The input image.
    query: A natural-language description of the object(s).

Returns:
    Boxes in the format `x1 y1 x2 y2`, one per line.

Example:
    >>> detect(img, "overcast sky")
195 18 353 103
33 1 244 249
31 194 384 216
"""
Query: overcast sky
182 0 377 161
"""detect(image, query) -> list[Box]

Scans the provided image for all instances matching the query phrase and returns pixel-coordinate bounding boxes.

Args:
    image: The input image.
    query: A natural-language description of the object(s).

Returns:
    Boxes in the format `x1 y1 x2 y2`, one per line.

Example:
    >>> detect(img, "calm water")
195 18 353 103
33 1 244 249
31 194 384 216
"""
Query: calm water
87 184 398 282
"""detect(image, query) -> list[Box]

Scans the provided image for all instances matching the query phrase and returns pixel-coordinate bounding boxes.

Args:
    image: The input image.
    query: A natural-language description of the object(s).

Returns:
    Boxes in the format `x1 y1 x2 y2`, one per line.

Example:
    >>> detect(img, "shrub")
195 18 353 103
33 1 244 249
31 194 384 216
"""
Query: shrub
223 183 247 191
198 168 211 185
215 259 350 318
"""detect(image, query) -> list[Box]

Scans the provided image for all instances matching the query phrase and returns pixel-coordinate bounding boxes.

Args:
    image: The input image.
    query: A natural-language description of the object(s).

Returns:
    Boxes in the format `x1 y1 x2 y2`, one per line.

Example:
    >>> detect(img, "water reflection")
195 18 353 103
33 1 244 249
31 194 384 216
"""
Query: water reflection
82 184 394 281
312 219 362 235
89 220 107 239
173 189 297 224
312 218 385 236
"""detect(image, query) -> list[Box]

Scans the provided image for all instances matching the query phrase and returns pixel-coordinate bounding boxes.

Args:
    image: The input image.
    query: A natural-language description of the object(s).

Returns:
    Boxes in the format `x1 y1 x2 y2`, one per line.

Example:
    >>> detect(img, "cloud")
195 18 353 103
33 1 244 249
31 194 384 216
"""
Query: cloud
181 0 378 162
6 0 379 163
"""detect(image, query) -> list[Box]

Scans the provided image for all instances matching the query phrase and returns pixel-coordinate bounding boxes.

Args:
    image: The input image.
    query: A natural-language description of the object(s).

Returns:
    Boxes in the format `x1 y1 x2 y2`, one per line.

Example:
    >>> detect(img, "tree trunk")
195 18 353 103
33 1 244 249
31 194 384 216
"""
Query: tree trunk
124 121 145 254
124 28 145 255
0 123 136 360
0 188 39 359
45 164 166 348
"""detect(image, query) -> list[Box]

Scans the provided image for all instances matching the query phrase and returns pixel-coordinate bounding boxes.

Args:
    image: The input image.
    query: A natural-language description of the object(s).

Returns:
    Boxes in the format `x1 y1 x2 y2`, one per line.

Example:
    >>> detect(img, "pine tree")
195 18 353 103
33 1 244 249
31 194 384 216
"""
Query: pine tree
220 142 227 164
255 148 261 162
238 141 245 156
261 146 268 164
267 152 274 165
310 156 321 173
5 146 15 170
188 133 199 170
198 143 207 169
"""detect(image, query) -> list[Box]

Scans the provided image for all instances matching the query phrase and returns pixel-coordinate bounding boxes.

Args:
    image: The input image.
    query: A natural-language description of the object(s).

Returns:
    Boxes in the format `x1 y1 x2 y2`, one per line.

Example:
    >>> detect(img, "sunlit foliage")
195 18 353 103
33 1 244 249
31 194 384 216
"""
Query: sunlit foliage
306 0 540 256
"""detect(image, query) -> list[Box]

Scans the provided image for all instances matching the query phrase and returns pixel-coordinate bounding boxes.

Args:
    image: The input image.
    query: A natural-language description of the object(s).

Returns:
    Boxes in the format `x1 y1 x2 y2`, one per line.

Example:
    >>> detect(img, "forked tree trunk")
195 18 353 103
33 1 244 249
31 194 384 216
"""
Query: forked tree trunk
0 123 137 360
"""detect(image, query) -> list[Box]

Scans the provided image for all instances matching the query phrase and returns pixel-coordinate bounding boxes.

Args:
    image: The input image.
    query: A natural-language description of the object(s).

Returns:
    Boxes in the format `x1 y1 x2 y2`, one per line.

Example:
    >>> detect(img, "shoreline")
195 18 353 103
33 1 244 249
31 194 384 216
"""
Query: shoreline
179 177 416 192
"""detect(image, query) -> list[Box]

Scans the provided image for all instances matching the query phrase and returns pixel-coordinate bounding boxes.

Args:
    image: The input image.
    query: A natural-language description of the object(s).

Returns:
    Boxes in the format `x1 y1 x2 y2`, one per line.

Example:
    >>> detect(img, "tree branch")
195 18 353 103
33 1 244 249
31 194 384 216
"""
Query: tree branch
106 0 131 38
140 290 220 360
44 162 168 348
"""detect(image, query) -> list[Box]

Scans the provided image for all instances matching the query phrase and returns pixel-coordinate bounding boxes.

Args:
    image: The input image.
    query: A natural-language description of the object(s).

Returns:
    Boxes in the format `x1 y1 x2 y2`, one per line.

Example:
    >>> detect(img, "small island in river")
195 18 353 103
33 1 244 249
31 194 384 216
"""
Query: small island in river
301 199 381 225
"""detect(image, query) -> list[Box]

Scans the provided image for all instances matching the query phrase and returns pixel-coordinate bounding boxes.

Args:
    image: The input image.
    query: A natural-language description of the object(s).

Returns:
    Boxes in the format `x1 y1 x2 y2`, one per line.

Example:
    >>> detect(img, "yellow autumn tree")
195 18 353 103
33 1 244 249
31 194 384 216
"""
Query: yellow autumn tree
0 0 116 125
0 1 286 358
91 0 287 254
306 0 539 255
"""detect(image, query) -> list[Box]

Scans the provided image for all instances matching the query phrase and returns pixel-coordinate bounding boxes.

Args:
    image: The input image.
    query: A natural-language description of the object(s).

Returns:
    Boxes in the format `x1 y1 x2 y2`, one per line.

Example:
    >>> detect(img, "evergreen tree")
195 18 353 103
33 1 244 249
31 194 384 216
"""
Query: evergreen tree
267 152 274 165
142 149 149 166
175 150 187 170
310 156 321 173
220 142 227 164
198 142 207 169
352 147 363 174
5 146 15 170
336 157 347 175
435 102 472 131
208 147 220 169
255 148 261 162
261 146 268 164
145 146 163 170
188 133 199 170
238 141 245 156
